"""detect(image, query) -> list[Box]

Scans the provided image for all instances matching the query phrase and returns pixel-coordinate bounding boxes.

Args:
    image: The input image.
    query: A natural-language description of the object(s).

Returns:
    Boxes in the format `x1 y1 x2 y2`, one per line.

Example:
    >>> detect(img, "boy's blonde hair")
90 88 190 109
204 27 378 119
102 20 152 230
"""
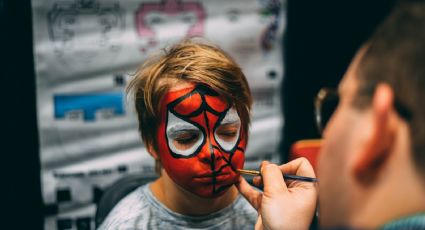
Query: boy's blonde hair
127 38 252 152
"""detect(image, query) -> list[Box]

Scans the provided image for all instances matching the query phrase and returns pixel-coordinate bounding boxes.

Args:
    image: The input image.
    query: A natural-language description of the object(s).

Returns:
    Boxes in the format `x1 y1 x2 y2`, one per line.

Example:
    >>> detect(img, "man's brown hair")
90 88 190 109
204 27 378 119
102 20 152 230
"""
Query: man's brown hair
354 0 425 176
127 38 252 151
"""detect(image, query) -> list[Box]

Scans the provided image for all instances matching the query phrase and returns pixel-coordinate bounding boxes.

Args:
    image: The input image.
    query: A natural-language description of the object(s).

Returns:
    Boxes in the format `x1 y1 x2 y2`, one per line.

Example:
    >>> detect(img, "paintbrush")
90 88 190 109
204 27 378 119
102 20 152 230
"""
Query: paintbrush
236 169 318 183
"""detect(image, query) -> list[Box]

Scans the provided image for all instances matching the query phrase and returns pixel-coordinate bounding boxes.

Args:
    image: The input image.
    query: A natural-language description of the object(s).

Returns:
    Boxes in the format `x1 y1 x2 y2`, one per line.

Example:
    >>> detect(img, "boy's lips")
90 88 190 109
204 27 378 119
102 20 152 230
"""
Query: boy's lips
193 171 234 183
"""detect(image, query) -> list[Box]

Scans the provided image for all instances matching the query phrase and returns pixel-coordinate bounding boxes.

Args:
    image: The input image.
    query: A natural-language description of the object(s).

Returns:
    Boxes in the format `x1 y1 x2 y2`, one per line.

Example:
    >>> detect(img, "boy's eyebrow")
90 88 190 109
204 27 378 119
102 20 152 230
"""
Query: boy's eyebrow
219 120 241 125
220 108 241 124
167 124 199 133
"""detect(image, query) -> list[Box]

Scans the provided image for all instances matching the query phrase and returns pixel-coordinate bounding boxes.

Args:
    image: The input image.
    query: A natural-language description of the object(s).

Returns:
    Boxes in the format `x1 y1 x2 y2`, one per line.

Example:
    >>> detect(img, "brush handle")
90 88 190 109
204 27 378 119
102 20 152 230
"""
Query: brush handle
237 169 318 183
283 174 318 183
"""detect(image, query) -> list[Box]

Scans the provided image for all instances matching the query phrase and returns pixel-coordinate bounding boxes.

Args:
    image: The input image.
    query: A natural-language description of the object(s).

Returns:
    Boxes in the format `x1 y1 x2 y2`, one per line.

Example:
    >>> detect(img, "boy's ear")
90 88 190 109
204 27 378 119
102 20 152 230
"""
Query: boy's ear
146 139 160 160
352 83 395 183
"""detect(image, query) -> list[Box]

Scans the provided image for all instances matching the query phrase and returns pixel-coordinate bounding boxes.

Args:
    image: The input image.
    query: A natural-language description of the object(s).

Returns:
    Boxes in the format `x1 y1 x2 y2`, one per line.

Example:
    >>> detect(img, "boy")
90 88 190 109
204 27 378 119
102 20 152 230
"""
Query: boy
99 39 257 229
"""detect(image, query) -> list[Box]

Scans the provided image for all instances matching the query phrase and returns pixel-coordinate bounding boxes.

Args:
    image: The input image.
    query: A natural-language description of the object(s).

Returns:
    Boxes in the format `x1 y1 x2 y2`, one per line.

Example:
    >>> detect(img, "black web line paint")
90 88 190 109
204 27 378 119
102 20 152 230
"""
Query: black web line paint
200 93 217 194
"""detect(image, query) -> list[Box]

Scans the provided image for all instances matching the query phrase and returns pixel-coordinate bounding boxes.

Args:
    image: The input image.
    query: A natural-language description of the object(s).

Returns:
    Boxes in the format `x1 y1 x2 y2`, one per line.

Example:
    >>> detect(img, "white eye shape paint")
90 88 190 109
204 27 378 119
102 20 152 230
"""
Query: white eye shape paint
166 111 204 156
214 107 241 152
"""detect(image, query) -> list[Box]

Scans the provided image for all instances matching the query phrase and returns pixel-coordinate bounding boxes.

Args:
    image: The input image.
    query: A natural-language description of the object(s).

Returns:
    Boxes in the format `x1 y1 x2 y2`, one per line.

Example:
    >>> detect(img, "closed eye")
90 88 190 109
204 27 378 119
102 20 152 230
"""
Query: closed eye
216 124 239 142
166 111 204 156
175 131 199 143
219 131 237 137
214 107 241 151
172 131 201 150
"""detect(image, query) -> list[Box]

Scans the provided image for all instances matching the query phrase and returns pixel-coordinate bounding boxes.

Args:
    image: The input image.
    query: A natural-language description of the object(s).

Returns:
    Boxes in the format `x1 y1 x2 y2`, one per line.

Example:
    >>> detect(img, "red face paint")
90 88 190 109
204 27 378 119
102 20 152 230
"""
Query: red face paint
156 84 246 198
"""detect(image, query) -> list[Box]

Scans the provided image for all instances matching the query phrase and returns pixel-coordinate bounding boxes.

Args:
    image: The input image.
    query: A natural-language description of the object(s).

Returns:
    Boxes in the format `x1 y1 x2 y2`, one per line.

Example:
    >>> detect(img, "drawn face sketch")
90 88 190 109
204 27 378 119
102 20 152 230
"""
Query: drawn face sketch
135 0 205 52
47 1 124 66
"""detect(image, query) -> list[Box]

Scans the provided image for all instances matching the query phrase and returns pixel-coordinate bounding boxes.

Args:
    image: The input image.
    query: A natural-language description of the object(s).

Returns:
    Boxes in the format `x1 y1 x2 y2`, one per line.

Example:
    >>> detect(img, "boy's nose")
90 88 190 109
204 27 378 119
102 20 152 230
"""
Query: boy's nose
198 140 223 165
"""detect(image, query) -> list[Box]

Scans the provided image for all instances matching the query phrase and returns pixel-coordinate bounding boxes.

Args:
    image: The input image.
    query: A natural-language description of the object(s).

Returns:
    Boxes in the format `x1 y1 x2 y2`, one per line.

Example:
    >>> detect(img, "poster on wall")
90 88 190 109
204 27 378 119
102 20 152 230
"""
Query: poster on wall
31 0 286 229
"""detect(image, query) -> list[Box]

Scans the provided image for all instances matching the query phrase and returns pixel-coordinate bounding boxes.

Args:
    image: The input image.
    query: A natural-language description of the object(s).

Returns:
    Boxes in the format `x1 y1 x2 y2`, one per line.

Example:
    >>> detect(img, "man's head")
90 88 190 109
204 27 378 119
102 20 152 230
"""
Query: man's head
127 39 252 198
318 1 425 227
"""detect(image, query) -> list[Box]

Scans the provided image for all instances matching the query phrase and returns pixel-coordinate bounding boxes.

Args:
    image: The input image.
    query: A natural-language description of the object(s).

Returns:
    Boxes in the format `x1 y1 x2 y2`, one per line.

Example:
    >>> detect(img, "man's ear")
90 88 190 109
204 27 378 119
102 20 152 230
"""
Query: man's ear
352 83 395 183
146 139 160 160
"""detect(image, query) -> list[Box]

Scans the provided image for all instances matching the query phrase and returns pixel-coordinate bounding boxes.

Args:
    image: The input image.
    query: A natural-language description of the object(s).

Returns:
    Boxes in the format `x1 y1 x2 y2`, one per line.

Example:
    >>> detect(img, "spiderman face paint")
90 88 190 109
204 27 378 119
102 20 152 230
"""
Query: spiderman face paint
156 84 246 198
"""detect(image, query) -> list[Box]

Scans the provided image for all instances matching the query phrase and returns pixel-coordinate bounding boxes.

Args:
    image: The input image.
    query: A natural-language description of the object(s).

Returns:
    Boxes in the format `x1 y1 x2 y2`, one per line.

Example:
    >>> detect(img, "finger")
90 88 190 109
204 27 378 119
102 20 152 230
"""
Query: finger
279 158 317 189
235 176 263 210
258 161 270 173
261 162 287 195
252 161 269 186
254 215 263 230
252 176 262 187
279 157 316 178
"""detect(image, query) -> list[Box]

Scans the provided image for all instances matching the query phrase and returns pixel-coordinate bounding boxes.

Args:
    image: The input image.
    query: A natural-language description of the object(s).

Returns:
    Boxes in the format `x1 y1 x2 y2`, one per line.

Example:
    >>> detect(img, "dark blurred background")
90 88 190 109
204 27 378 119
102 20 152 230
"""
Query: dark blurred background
281 0 396 162
2 0 395 229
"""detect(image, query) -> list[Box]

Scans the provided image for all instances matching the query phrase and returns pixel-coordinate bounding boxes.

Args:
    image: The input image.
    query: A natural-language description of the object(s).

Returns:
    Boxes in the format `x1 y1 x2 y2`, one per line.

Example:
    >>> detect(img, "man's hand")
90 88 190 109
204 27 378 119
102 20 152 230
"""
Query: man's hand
236 158 318 230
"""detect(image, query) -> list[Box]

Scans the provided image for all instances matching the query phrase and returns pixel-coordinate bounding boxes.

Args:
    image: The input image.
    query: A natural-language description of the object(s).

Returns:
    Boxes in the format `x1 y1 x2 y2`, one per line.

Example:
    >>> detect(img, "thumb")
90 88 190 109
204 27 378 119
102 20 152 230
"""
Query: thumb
235 176 263 210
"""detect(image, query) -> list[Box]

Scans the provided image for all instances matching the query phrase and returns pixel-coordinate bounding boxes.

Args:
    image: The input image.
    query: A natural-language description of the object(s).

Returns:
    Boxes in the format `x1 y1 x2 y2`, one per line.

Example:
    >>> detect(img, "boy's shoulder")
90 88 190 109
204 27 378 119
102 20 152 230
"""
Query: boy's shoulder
98 184 152 230
98 184 257 230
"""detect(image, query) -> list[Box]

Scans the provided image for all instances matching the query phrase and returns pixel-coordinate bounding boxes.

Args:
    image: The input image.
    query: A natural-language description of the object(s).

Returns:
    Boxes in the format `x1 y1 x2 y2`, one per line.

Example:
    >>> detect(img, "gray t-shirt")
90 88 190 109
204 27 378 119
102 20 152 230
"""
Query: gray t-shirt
98 183 257 230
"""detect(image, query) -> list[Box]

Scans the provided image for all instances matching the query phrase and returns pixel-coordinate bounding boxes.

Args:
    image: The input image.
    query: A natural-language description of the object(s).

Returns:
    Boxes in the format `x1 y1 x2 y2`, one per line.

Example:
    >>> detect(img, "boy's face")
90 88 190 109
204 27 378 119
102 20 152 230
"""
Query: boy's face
156 83 246 198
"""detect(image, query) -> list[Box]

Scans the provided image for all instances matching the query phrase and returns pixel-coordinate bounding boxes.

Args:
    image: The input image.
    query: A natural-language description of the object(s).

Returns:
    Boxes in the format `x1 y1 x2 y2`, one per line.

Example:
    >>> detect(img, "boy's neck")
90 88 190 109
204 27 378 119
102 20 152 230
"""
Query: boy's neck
150 169 239 216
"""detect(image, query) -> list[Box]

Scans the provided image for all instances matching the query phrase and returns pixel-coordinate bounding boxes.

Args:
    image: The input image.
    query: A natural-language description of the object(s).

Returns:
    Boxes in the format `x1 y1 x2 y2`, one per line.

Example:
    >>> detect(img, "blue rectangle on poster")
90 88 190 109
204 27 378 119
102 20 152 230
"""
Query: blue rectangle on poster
54 92 124 121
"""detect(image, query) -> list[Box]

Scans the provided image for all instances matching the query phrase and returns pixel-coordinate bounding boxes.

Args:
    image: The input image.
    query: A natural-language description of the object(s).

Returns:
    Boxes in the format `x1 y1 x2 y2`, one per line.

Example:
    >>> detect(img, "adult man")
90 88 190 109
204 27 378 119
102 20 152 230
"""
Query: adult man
237 0 425 229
